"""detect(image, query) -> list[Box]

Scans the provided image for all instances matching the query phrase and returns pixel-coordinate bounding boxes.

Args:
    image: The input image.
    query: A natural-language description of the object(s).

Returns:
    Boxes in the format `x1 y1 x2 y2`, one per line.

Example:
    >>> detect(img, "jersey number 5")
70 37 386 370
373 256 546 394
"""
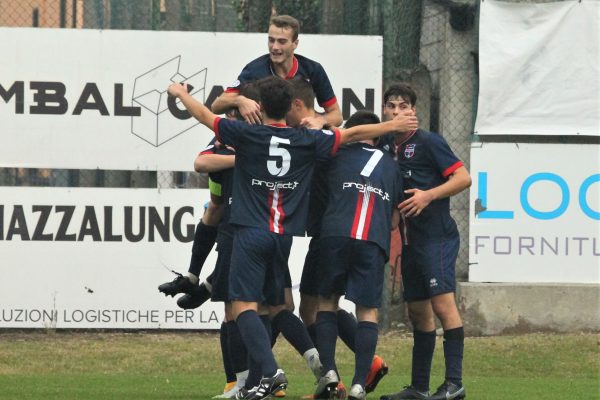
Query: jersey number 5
267 136 291 177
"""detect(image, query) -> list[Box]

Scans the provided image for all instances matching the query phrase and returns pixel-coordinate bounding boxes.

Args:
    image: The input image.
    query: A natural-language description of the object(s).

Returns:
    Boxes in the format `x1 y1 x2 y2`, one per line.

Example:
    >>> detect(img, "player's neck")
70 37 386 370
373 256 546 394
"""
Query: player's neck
264 116 288 127
272 57 294 78
394 129 417 145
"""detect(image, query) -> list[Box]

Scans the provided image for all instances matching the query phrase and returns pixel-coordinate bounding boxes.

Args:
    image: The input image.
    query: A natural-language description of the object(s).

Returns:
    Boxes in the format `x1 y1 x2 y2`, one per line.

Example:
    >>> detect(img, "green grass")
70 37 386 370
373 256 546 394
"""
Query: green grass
0 331 598 399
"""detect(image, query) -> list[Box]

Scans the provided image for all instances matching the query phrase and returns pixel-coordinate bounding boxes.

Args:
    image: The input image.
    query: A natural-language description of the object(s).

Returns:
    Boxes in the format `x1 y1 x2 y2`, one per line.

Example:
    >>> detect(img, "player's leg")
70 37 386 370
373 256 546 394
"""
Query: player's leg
299 237 363 357
270 282 294 345
269 277 321 380
380 244 432 400
314 236 352 398
235 303 270 400
348 305 378 400
210 231 249 399
218 318 237 396
427 237 465 400
188 196 222 281
158 193 222 298
314 293 340 399
343 240 386 400
229 227 288 399
299 237 323 347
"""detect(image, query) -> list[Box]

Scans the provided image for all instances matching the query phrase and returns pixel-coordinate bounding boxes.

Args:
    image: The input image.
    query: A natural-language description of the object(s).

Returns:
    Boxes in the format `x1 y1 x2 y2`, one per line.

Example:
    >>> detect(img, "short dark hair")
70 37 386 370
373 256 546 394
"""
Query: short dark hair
257 76 293 120
383 82 417 106
269 15 300 41
344 110 381 128
233 83 260 121
289 77 314 110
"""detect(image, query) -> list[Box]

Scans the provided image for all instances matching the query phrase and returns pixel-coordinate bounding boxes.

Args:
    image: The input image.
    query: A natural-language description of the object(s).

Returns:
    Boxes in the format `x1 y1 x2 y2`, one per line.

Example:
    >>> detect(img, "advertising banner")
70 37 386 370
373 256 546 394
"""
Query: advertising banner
0 187 335 329
469 143 600 283
475 0 599 136
0 28 382 170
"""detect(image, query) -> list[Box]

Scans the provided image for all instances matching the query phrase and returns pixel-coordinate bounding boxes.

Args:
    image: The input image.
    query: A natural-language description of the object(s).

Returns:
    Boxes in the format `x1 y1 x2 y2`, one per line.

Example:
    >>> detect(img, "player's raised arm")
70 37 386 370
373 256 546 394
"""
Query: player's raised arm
338 113 418 145
322 102 343 127
167 83 218 131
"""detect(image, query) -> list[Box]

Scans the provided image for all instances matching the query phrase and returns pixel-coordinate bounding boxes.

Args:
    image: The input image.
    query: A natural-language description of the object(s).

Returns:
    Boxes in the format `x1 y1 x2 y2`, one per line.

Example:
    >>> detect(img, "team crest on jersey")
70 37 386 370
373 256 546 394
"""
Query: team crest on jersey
404 144 416 158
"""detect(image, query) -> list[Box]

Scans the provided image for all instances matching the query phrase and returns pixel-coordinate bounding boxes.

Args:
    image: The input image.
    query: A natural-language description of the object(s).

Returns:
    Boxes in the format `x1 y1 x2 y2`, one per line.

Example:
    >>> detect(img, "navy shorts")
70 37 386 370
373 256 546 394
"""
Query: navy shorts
210 229 234 302
401 236 460 302
229 226 292 306
299 236 320 296
318 236 386 308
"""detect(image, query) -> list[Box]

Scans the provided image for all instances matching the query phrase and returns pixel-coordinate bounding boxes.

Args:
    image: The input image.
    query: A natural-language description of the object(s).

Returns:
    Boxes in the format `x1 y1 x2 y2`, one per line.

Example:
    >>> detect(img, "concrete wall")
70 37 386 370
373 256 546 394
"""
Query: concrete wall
458 283 600 335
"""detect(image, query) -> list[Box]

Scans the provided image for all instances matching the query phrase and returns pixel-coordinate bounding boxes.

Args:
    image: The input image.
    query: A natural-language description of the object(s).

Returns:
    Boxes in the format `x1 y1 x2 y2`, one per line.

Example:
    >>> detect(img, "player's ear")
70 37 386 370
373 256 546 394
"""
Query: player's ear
293 39 298 50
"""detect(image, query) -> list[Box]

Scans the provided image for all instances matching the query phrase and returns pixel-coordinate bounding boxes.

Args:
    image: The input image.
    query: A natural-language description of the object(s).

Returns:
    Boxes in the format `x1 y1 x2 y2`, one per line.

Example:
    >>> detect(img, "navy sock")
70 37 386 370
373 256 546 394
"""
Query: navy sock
443 327 464 386
227 320 248 373
307 323 318 348
245 354 261 389
411 330 436 392
220 322 236 382
315 311 338 373
272 309 315 356
188 220 218 276
337 309 358 352
353 321 378 387
260 314 273 343
271 323 281 348
236 310 278 378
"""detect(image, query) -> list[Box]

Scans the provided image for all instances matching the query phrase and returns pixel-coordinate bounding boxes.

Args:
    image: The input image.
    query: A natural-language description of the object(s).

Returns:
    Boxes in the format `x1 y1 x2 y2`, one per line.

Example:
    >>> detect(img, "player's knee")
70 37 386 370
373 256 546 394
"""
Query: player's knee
268 304 287 318
285 299 295 313
356 306 378 323
431 294 458 319
407 305 431 326
299 295 319 325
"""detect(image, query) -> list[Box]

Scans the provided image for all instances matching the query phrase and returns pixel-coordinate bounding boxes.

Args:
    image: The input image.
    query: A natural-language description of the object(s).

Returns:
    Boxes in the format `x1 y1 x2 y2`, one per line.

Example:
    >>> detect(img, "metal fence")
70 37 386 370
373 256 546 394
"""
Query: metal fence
1 0 478 319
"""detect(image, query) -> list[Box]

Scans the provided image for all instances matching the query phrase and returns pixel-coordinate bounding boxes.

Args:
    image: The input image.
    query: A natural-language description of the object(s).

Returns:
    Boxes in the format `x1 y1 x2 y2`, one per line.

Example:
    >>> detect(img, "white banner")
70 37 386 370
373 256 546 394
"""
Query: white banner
475 0 600 136
0 28 382 171
469 143 600 283
0 187 338 329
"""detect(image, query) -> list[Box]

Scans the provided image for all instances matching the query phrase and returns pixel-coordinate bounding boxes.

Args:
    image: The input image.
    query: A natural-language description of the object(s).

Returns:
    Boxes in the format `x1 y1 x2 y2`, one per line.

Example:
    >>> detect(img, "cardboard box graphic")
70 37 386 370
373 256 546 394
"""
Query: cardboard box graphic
132 56 206 147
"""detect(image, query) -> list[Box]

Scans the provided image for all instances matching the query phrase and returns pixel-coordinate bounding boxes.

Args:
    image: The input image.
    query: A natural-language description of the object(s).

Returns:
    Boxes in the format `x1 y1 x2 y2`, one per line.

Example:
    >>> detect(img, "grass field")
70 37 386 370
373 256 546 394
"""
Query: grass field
0 330 598 400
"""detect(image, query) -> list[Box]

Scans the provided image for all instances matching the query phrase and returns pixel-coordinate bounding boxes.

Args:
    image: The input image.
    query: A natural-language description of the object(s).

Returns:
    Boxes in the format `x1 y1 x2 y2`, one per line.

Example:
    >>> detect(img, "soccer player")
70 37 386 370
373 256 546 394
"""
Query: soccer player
288 77 389 399
167 76 417 400
313 110 403 400
194 135 250 399
211 14 342 128
378 83 471 400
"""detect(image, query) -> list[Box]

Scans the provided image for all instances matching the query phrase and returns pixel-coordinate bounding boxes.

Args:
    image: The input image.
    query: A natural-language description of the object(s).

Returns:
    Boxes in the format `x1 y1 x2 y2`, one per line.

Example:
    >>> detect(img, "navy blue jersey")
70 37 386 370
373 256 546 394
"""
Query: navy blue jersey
214 117 341 235
320 142 403 256
393 129 464 242
225 54 337 109
201 138 235 226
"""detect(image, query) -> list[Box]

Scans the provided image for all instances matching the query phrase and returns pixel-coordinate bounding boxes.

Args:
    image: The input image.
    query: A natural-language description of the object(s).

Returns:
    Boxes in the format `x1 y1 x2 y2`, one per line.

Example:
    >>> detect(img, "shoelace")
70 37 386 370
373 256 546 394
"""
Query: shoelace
254 384 269 397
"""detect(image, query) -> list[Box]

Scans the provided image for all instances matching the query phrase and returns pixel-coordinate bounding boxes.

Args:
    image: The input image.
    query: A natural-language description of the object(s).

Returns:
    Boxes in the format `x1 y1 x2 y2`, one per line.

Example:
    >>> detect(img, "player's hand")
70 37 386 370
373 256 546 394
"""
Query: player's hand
392 113 418 132
238 97 262 125
299 115 326 129
167 82 188 98
398 188 433 217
